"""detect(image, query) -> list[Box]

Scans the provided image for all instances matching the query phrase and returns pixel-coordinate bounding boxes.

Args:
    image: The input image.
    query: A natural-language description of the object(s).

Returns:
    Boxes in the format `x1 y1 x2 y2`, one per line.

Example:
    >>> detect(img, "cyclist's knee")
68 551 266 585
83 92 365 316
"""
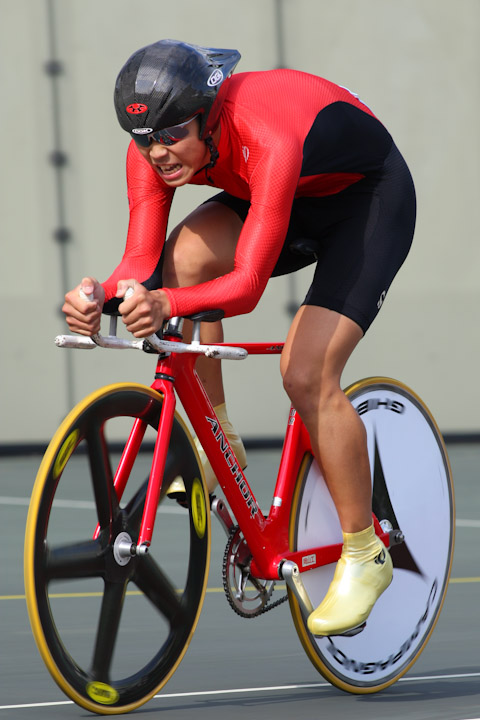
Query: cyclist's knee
282 357 311 402
282 365 342 417
163 229 202 287
282 365 308 405
163 203 239 288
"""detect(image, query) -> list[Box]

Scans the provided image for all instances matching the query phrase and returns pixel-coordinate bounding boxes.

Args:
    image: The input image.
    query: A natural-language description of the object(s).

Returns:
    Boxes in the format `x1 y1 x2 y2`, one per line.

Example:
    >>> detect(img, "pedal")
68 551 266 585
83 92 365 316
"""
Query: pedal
335 622 366 638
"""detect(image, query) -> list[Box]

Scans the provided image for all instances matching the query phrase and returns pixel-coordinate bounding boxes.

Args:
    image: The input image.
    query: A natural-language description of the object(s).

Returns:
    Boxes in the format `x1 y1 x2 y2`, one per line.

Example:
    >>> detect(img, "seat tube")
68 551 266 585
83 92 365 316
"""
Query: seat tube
137 380 176 548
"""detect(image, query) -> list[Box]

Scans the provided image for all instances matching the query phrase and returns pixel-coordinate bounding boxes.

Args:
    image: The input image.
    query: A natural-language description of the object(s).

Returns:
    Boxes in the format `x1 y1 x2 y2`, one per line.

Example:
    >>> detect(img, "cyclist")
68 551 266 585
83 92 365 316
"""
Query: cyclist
62 39 416 638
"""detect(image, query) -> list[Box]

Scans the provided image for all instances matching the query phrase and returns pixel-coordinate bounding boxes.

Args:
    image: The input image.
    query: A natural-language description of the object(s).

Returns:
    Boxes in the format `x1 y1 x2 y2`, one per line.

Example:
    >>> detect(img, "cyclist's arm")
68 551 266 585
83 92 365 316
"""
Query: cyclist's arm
102 141 174 313
162 139 302 319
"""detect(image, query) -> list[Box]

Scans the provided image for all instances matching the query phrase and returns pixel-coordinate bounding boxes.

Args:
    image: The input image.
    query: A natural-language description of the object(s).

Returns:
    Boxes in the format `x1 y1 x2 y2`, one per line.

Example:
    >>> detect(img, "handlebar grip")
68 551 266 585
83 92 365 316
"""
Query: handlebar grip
79 288 94 302
80 286 134 303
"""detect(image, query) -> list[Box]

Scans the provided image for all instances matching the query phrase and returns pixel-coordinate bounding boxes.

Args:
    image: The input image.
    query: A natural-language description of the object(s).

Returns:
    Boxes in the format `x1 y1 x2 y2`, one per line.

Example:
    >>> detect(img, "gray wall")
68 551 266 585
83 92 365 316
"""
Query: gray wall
1 0 479 445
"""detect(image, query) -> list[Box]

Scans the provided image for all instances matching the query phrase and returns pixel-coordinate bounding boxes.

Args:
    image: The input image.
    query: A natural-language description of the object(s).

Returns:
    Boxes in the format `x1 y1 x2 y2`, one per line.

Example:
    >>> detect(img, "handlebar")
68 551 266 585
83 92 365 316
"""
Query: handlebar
56 301 248 360
55 330 248 360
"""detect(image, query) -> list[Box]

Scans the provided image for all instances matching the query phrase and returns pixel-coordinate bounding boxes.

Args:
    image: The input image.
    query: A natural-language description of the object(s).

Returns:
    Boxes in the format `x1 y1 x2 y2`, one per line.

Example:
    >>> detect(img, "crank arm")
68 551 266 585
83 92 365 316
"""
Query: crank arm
211 497 235 537
236 566 250 601
280 560 314 620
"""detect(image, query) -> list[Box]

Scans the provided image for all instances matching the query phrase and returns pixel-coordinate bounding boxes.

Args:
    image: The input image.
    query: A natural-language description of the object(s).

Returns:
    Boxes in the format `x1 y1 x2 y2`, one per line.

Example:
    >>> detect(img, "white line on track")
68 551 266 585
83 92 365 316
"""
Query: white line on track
1 496 480 526
456 518 480 528
1 672 479 712
0 496 185 513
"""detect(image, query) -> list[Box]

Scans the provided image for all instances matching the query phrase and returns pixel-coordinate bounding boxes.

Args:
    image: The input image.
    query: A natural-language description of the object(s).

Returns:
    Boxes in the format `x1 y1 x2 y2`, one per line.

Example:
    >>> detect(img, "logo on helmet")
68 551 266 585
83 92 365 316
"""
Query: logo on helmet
131 127 154 134
207 69 224 87
126 103 148 114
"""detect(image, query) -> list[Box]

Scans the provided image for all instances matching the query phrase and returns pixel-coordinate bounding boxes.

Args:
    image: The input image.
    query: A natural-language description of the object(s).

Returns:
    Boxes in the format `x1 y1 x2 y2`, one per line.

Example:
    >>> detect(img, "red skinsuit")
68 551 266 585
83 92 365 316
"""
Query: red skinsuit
102 69 384 319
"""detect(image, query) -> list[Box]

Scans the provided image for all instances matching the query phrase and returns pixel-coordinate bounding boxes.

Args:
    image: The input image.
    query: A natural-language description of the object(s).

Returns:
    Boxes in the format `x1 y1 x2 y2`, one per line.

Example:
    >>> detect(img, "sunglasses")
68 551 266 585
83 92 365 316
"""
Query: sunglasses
131 115 198 147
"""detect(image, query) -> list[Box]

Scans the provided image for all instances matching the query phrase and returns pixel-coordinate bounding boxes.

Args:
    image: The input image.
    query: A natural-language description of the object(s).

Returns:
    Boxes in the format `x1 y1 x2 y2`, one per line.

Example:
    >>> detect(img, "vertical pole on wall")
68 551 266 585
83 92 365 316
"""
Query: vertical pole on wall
274 0 287 69
274 0 299 321
45 0 74 412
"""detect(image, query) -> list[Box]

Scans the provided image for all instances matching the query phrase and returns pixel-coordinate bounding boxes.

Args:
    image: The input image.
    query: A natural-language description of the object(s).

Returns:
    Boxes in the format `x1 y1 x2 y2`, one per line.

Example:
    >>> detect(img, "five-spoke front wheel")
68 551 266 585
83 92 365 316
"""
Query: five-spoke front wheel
24 383 210 714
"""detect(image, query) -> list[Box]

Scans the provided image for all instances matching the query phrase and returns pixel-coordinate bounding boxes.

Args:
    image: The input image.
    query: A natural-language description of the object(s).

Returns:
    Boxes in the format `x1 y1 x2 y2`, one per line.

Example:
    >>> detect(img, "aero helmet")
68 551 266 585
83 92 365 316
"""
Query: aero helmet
114 39 241 140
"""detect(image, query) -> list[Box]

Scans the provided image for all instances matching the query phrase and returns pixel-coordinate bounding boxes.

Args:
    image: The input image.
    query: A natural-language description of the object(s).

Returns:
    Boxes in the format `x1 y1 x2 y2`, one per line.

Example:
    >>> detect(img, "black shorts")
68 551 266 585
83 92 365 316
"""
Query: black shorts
204 142 416 334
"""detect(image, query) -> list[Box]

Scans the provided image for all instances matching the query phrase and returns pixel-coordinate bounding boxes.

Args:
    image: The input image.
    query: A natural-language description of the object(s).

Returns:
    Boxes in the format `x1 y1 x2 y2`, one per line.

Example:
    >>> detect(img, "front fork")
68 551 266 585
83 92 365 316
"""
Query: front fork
99 375 178 558
136 380 177 549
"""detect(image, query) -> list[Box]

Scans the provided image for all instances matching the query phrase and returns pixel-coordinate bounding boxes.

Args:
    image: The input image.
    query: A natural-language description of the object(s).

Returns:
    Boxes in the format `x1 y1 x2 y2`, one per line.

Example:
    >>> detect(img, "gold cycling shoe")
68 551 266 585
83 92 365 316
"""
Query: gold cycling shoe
307 523 393 637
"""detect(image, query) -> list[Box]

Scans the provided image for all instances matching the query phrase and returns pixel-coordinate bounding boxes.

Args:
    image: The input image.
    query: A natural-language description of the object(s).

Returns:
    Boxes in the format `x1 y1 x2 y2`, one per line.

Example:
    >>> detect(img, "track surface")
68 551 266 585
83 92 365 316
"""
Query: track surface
1 445 479 719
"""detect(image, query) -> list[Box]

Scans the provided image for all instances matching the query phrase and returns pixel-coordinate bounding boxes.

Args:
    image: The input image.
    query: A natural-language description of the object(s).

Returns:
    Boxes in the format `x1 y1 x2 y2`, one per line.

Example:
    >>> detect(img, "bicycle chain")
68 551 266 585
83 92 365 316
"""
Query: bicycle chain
222 526 289 618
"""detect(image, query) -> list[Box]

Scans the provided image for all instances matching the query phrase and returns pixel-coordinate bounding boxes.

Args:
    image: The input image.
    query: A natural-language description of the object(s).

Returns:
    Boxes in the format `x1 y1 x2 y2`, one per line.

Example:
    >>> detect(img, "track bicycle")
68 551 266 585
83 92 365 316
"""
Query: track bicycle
24 309 455 714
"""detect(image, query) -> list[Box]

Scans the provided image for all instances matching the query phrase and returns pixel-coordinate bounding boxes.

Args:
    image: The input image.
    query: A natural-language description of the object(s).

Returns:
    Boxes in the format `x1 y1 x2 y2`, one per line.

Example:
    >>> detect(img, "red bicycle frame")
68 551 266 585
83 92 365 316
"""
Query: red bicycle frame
106 336 387 579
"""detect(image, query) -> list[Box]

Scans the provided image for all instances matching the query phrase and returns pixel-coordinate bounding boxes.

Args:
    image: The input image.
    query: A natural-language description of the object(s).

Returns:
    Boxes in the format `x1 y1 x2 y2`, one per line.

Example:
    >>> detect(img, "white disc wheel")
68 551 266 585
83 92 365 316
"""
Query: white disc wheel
288 378 454 693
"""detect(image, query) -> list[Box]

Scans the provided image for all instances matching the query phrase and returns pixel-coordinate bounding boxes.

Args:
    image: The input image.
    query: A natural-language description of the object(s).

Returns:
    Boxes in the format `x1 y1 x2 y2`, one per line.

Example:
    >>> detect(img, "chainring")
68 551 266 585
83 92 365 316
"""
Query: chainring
222 526 287 618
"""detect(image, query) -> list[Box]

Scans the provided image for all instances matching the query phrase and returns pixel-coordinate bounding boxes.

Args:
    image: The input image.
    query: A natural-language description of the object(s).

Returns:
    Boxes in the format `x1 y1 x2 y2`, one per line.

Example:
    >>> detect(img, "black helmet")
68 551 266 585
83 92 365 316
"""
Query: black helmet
114 39 241 140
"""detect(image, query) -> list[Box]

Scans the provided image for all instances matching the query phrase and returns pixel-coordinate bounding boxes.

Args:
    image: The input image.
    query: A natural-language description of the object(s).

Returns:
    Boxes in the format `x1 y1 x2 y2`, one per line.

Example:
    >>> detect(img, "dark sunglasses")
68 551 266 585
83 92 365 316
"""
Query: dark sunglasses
131 115 198 147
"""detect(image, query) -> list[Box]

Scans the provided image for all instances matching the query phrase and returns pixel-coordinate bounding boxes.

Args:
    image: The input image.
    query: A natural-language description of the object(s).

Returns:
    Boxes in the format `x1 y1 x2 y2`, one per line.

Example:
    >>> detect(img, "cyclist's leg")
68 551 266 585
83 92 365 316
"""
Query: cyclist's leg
279 145 415 636
282 307 372 532
281 306 392 636
163 190 312 497
163 200 242 405
162 200 247 493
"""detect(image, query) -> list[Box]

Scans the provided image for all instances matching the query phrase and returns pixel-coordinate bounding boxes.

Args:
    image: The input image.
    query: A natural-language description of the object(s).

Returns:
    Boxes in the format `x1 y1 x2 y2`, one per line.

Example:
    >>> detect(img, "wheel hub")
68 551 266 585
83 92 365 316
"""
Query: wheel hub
113 532 134 566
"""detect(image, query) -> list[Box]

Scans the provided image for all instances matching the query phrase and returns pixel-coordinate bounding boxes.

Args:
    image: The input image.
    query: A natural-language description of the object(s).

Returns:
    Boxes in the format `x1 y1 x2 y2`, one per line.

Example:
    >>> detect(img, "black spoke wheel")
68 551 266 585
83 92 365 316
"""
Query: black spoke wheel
25 383 210 714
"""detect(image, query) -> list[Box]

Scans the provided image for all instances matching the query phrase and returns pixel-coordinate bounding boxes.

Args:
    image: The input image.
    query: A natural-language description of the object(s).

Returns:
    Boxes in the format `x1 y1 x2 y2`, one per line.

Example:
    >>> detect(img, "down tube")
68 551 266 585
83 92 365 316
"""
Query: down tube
175 362 269 551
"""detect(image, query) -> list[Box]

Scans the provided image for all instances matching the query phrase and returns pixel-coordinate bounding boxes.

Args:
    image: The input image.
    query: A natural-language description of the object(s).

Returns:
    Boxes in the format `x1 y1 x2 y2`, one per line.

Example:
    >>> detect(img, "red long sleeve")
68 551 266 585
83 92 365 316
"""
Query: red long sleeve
103 70 386 319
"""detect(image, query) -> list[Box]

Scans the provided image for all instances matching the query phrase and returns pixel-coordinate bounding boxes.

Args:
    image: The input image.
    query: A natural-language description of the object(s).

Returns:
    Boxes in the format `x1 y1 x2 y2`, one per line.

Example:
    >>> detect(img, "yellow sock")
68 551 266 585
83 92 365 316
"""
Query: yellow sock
166 403 247 497
195 402 247 493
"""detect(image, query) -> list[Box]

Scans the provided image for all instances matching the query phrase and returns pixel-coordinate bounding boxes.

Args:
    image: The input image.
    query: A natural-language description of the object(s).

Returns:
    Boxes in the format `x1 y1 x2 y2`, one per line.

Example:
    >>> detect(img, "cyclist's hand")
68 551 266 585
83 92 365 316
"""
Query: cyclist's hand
62 277 105 335
116 280 172 337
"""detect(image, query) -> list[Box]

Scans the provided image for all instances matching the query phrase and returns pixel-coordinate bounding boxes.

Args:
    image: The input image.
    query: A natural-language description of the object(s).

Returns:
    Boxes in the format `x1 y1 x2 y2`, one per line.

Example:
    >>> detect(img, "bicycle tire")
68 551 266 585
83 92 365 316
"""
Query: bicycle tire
24 382 210 714
288 377 454 693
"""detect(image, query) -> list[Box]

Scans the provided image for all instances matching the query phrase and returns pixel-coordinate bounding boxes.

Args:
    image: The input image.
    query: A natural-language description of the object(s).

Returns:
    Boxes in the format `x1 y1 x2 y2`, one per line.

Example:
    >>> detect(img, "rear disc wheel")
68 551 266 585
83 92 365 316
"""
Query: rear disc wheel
288 377 455 693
